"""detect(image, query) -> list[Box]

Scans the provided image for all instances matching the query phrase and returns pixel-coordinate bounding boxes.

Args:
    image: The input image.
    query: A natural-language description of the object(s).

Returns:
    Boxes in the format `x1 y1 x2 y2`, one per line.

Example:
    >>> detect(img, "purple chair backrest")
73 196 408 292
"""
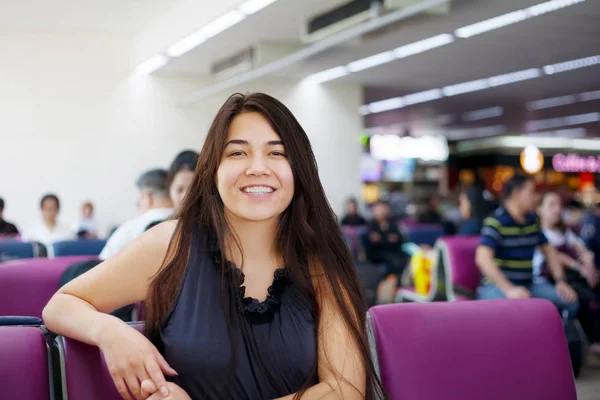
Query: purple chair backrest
368 300 576 400
0 256 97 318
341 225 367 255
0 326 50 399
58 323 144 400
439 235 481 294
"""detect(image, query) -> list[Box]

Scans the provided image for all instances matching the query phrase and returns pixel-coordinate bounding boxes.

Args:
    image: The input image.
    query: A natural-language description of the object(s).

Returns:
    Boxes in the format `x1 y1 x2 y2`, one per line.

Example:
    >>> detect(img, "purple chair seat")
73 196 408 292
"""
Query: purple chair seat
0 326 51 399
437 235 481 301
0 256 97 318
58 323 144 400
368 299 576 400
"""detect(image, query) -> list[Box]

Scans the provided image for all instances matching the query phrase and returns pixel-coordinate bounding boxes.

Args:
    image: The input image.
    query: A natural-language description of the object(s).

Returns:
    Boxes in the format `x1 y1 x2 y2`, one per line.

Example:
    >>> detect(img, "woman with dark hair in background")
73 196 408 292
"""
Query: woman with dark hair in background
536 191 600 355
44 93 383 400
341 197 366 226
168 150 199 211
458 185 494 235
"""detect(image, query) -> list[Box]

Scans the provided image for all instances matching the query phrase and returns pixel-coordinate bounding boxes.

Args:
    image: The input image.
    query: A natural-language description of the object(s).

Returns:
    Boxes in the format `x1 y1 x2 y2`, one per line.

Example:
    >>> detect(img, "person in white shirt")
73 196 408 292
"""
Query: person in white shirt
76 201 98 239
99 169 173 261
23 194 74 250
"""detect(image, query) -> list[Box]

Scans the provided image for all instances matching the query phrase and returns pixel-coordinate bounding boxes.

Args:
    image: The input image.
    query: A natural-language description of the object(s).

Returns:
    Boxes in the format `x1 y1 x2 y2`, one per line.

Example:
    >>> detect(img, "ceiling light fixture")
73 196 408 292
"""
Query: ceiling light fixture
526 112 600 131
462 106 504 122
361 54 600 115
393 33 455 59
238 0 278 15
455 0 586 38
527 95 577 110
134 55 169 75
347 51 396 72
543 55 600 75
305 66 349 84
165 1 281 59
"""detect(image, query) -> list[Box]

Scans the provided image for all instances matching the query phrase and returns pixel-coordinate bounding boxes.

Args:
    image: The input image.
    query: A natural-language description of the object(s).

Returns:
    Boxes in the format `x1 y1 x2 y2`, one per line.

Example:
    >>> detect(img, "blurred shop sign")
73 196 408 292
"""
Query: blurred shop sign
370 135 449 161
553 153 600 173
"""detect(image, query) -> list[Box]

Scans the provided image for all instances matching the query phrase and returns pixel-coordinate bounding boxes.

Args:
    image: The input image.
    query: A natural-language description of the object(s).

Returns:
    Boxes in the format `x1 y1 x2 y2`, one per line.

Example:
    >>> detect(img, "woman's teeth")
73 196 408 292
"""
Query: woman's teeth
243 186 274 194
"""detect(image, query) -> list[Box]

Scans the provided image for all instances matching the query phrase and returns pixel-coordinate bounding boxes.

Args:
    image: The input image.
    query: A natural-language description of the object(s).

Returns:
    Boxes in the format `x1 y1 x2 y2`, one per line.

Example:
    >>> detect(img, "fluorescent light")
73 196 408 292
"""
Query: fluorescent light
526 112 600 131
367 97 404 114
462 106 504 122
200 10 246 38
347 51 395 72
361 55 599 115
135 55 169 75
455 10 528 38
403 89 443 106
305 66 349 84
527 95 577 110
579 90 600 101
442 79 489 96
487 68 541 87
543 55 600 75
359 105 371 116
527 0 586 17
527 128 586 138
446 125 506 140
166 32 209 57
393 34 454 59
437 114 454 125
238 0 278 15
457 135 600 154
455 0 586 38
166 10 246 57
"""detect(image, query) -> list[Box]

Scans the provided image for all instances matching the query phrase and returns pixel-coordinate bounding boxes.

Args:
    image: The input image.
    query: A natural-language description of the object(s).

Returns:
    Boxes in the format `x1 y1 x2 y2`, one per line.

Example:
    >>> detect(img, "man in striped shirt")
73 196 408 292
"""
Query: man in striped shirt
475 175 579 316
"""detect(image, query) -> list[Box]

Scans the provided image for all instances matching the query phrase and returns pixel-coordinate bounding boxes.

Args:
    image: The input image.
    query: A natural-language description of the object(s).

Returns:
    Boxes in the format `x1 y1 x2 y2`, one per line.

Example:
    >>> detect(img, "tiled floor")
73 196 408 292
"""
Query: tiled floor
576 356 600 400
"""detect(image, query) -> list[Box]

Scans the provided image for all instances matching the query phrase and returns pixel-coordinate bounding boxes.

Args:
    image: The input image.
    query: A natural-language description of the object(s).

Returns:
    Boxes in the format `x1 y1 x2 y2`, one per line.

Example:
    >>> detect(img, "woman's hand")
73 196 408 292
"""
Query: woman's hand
98 323 177 400
141 380 191 400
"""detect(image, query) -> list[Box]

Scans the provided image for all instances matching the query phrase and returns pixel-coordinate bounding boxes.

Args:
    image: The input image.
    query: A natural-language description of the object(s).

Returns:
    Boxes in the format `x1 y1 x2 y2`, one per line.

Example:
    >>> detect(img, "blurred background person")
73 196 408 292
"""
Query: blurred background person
476 175 579 316
535 190 600 354
341 197 367 226
76 201 97 239
458 185 494 235
0 197 19 237
168 150 199 212
22 194 73 247
366 201 408 280
98 169 173 261
418 194 443 224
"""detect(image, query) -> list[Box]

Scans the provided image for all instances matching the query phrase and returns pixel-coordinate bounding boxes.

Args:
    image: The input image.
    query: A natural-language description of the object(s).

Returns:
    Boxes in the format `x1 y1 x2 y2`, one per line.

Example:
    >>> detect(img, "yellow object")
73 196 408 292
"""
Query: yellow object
411 250 433 296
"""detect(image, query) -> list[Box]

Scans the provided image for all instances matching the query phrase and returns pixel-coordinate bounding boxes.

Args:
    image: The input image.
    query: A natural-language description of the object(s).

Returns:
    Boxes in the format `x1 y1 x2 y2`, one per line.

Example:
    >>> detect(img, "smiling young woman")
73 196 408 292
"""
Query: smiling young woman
43 92 384 400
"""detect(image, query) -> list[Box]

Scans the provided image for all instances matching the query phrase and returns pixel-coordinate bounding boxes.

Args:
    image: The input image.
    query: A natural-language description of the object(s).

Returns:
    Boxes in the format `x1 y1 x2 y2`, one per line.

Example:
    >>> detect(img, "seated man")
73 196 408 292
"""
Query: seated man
365 201 408 280
99 169 173 260
476 175 579 316
0 197 19 237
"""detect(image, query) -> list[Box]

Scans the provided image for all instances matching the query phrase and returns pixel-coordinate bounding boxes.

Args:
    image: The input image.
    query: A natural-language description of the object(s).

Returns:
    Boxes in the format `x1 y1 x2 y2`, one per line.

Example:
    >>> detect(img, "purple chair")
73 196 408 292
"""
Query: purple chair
0 326 51 399
437 236 481 301
0 256 97 318
367 300 577 400
57 323 144 400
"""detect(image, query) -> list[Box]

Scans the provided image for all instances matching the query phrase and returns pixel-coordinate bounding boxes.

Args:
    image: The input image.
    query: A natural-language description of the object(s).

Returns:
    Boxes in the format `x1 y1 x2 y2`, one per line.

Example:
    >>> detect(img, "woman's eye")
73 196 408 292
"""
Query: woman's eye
271 151 287 157
229 151 245 157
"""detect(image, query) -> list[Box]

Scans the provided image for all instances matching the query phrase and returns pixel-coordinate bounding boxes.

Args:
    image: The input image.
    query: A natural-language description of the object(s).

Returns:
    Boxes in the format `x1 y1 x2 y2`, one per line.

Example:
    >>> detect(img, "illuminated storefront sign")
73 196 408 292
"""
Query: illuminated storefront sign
370 135 449 162
553 153 600 173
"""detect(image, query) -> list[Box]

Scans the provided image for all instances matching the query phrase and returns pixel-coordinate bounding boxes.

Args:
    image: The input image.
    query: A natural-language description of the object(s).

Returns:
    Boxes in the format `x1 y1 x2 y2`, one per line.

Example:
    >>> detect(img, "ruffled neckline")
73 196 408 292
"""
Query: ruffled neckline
209 238 288 323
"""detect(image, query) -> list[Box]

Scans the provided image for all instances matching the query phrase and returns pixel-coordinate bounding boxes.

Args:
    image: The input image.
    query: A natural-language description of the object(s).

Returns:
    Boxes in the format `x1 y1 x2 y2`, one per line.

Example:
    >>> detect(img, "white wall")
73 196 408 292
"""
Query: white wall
0 32 362 238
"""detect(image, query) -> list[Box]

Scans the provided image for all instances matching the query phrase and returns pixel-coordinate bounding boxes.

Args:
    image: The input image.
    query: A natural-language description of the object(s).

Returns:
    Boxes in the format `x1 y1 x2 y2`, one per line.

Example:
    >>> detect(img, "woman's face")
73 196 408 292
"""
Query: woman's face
216 112 294 223
347 200 357 215
539 193 562 227
459 192 471 219
169 170 194 210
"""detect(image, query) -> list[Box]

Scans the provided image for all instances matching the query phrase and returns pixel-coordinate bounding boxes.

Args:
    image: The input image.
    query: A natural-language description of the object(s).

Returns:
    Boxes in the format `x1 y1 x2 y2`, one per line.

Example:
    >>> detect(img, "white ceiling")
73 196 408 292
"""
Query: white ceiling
0 0 184 33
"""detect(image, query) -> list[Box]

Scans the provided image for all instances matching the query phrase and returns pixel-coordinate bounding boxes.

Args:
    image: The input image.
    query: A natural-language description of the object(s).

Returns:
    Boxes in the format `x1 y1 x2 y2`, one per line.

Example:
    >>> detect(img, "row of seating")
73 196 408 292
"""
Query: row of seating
0 239 106 261
342 223 445 258
397 235 480 303
0 256 97 318
2 299 576 399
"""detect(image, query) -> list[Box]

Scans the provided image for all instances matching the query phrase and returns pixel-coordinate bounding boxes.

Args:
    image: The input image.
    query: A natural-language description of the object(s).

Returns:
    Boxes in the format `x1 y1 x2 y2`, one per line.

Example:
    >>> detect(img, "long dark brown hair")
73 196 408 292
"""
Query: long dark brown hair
146 92 384 398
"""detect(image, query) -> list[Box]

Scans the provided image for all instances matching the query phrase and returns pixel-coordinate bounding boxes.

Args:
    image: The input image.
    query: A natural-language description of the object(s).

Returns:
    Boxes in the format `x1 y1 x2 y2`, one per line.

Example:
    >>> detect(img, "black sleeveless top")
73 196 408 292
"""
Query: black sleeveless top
158 229 318 399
